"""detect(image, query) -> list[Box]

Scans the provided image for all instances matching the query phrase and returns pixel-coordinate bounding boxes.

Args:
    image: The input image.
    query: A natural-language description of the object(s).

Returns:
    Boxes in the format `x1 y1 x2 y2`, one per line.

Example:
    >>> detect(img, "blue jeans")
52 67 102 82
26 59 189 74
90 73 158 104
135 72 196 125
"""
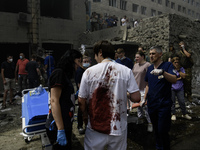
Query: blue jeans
171 90 186 115
149 105 171 150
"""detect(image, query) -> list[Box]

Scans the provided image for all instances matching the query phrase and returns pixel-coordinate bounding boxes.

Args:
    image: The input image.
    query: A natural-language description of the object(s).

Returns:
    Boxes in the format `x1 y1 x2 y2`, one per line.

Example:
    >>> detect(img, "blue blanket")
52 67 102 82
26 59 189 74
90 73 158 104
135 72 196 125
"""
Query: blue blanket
22 89 49 132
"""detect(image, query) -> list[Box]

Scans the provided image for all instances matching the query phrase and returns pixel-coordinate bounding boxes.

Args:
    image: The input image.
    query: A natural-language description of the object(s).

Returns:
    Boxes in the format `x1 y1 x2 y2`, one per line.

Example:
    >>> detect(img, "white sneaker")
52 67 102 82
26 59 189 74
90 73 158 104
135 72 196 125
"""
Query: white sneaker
147 123 153 132
171 115 176 121
182 114 192 120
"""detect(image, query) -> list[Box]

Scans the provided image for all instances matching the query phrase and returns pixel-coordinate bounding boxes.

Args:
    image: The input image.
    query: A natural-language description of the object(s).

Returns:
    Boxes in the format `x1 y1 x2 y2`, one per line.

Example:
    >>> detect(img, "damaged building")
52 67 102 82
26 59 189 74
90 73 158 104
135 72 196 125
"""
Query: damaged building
78 13 200 95
0 1 200 95
0 0 86 64
87 0 200 28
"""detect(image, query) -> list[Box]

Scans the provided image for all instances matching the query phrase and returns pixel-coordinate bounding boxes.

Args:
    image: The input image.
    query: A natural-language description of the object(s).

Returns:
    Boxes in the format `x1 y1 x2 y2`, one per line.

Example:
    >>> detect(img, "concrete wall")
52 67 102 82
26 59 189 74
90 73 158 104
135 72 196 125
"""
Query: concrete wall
78 13 200 95
39 0 86 49
0 0 86 49
79 26 126 46
0 12 28 43
168 14 200 94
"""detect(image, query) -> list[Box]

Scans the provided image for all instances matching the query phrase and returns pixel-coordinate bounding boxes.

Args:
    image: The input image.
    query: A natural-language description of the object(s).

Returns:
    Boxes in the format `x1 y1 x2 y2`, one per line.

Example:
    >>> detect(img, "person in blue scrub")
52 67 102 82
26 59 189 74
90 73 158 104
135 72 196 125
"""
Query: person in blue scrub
144 46 177 150
44 52 55 79
115 48 133 69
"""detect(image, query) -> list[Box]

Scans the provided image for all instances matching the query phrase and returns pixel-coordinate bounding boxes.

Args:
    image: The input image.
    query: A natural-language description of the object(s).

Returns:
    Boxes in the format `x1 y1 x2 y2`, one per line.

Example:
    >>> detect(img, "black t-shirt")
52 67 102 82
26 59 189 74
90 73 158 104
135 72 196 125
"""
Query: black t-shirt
25 61 39 79
49 68 75 128
75 67 85 90
1 61 15 79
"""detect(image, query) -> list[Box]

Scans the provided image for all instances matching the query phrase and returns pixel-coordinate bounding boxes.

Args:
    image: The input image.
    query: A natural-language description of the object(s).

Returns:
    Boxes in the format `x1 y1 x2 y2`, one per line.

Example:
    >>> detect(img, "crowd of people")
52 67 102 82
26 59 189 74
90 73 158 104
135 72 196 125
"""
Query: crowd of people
1 40 195 150
1 52 55 108
89 12 140 32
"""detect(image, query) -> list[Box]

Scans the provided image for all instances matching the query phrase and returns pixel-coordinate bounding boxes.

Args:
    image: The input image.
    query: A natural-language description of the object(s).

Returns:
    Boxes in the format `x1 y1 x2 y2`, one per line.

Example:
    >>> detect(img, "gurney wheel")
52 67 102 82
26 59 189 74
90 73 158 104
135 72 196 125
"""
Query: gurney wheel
25 137 32 143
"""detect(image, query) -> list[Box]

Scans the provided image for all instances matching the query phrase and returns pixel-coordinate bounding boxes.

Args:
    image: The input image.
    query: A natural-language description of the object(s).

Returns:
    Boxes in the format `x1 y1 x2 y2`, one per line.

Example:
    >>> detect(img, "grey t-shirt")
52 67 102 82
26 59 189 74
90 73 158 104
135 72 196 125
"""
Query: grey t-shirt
133 62 151 91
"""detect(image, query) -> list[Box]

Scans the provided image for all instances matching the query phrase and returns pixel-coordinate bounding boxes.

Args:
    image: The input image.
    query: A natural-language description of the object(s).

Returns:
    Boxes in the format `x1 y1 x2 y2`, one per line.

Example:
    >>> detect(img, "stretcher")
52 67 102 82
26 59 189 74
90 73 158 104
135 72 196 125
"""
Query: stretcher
20 87 52 149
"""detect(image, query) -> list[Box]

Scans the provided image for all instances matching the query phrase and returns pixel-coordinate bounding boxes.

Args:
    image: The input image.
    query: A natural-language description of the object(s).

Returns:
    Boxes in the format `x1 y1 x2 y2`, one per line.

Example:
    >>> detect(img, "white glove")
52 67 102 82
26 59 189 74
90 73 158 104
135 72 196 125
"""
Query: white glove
150 69 164 75
40 76 43 80
140 98 146 107
181 45 185 49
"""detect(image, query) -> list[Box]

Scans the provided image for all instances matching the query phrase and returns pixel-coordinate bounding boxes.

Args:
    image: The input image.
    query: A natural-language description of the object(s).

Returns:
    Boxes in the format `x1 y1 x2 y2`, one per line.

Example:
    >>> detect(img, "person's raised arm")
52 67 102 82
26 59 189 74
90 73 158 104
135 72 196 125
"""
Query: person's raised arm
181 45 191 58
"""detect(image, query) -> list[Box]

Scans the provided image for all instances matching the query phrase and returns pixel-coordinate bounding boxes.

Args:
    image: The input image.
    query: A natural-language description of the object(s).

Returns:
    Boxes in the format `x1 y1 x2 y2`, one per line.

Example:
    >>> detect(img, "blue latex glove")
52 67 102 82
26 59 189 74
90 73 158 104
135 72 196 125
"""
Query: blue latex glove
57 130 67 146
49 120 55 131
75 90 79 99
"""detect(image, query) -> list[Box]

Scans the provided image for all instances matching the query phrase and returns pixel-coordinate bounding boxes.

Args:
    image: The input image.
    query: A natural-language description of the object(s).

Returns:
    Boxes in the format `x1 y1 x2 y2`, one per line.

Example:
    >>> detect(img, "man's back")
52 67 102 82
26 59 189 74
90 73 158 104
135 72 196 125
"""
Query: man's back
25 61 39 79
79 61 138 135
116 57 133 69
44 55 55 68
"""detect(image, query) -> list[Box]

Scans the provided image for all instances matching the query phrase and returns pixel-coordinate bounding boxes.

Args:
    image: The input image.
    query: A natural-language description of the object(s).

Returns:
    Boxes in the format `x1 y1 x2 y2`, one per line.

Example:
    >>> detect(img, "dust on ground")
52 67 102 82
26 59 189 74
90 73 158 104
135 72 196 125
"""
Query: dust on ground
0 96 200 150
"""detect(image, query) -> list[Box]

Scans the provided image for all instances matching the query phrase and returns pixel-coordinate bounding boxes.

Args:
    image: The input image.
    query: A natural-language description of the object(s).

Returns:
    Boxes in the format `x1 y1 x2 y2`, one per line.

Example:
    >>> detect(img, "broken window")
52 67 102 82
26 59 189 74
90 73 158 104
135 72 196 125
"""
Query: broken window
196 13 200 19
158 11 162 15
183 7 186 14
188 9 191 15
192 11 195 17
40 0 71 19
151 9 156 16
165 0 170 7
120 0 127 10
171 2 175 9
191 0 195 5
109 0 117 7
141 6 147 15
132 4 139 13
0 0 27 13
178 5 181 12
158 0 162 4
196 2 199 7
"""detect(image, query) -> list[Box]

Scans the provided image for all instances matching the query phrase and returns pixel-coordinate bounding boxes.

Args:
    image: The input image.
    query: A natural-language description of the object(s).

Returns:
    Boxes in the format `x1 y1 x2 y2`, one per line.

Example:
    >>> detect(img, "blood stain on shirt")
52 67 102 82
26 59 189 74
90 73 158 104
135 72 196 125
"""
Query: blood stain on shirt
89 86 112 134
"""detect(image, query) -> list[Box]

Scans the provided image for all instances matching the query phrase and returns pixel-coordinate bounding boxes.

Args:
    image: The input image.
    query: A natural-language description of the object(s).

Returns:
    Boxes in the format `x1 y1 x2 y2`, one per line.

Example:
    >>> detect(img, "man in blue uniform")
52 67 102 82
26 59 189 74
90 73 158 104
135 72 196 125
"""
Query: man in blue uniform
115 48 133 69
144 46 177 150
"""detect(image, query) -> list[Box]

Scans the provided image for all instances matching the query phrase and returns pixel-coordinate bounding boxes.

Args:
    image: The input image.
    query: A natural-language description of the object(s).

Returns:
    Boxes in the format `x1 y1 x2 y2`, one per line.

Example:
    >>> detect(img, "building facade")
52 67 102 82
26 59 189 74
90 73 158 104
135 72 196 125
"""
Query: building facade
0 0 86 63
88 0 200 27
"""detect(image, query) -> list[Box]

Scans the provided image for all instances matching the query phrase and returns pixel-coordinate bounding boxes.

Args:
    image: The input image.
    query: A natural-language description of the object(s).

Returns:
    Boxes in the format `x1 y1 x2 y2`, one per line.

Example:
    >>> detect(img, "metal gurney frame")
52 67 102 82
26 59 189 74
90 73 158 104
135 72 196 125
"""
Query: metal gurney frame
20 87 52 149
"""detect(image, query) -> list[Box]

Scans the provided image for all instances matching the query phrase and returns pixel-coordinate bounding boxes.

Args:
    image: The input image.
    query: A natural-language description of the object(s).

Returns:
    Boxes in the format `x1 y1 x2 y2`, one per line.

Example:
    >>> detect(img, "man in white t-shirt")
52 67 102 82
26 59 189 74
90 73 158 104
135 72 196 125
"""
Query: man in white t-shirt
78 40 140 150
121 16 128 26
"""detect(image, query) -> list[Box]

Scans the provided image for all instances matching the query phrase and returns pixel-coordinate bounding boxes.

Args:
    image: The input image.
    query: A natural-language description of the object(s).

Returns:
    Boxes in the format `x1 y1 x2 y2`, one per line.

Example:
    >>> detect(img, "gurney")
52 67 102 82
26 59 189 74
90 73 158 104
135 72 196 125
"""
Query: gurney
20 87 52 149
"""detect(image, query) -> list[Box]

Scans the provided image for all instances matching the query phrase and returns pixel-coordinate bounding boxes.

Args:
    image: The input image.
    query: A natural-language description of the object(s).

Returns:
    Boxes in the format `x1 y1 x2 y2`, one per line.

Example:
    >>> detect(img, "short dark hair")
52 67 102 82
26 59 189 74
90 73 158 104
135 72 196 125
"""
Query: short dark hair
93 40 115 60
56 49 82 79
116 48 125 54
31 54 37 60
136 51 145 59
6 54 12 58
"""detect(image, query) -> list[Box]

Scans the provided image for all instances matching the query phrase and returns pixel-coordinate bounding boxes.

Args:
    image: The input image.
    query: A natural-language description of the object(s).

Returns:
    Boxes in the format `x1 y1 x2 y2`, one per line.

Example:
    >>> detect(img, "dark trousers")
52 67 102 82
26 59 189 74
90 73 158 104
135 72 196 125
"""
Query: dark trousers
77 107 83 129
28 78 39 89
149 105 171 150
46 127 72 150
183 68 192 97
18 74 28 92
171 90 186 115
